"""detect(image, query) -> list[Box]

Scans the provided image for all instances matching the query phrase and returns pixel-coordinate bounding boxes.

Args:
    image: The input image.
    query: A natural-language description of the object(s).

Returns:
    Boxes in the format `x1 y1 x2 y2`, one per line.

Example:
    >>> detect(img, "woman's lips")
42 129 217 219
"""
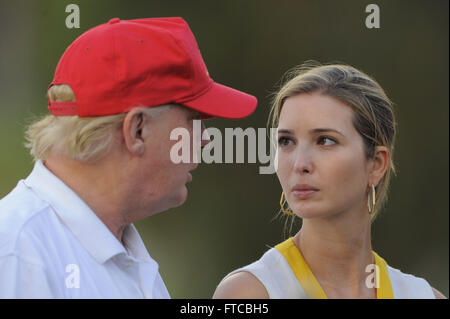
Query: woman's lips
292 189 318 199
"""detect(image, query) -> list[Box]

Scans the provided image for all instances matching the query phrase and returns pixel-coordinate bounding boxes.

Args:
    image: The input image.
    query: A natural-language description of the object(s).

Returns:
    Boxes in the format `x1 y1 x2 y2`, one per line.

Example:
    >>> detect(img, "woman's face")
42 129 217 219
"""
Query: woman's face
276 92 372 219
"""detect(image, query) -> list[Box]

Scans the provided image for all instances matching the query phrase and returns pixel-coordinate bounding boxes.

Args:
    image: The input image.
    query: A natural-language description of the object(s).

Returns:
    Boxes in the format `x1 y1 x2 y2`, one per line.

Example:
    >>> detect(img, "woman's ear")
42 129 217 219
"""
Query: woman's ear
369 146 390 186
122 108 146 156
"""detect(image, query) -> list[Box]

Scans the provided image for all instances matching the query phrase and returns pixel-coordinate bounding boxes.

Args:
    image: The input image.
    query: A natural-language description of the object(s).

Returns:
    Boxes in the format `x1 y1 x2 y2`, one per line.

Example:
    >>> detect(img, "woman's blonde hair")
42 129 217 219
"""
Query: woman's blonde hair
25 84 171 163
270 61 397 230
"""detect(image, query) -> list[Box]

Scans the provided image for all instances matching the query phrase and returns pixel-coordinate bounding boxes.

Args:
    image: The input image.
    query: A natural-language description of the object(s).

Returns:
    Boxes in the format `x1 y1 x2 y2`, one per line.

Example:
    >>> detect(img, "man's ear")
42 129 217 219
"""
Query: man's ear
369 146 391 186
122 108 147 156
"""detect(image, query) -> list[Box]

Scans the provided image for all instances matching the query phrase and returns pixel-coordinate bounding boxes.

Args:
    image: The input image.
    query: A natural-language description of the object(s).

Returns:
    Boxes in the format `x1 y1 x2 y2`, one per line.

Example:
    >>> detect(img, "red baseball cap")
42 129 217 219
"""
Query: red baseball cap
48 17 257 119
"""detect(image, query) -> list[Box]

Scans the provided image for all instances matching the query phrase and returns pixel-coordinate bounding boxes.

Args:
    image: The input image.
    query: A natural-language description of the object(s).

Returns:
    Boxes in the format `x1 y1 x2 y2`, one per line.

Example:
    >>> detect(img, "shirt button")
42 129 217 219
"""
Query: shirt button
125 260 132 267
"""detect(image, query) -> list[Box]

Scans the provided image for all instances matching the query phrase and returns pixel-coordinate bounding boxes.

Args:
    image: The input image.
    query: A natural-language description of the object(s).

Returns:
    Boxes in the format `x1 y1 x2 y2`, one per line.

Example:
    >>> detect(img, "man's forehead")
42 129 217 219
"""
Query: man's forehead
183 106 202 117
168 104 204 119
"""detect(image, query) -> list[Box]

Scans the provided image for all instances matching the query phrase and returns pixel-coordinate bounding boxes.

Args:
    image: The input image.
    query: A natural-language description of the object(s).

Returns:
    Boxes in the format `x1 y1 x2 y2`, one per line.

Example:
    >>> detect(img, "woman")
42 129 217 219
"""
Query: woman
213 63 446 299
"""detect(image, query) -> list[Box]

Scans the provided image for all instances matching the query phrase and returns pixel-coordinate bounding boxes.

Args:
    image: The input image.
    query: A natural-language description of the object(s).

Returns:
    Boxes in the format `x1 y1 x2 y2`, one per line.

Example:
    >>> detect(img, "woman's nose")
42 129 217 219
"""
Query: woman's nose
293 148 314 174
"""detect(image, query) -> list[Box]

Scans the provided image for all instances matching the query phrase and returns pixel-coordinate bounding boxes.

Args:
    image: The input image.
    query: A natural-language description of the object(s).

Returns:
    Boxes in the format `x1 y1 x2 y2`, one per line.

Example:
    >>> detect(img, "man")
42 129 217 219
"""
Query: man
0 17 257 298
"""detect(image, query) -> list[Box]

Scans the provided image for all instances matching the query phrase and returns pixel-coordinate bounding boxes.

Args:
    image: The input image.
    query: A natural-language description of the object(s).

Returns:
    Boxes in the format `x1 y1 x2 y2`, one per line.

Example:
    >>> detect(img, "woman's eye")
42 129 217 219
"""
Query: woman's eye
278 136 292 146
318 136 336 146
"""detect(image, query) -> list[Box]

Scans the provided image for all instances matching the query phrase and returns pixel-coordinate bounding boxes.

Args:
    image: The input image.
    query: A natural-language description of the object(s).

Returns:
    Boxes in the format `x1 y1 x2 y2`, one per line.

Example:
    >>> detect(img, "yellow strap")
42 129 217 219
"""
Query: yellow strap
275 238 327 299
373 251 394 299
275 237 394 299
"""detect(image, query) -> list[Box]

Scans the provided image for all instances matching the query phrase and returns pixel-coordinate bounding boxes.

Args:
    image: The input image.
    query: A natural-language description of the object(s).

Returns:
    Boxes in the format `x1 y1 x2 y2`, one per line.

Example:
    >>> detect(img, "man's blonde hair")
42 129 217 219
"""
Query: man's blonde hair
25 84 172 163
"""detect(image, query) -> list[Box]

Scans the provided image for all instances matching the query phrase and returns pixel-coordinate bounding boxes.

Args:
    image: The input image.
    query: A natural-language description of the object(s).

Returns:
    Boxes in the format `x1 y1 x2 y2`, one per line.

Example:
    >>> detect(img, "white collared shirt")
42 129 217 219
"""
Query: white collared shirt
0 160 171 299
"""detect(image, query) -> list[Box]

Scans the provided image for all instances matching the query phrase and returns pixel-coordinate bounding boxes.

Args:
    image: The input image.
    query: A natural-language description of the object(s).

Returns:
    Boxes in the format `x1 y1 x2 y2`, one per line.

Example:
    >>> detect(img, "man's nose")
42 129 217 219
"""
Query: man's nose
201 122 211 148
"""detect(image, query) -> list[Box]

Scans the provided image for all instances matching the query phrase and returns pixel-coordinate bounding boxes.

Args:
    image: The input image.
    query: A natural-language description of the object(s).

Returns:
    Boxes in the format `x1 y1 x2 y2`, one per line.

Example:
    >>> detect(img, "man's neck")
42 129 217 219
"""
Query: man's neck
43 155 130 244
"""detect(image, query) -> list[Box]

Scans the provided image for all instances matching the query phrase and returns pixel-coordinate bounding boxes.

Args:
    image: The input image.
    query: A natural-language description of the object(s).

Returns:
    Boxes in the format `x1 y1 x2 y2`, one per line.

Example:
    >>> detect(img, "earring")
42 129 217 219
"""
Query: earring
367 184 376 214
280 192 294 215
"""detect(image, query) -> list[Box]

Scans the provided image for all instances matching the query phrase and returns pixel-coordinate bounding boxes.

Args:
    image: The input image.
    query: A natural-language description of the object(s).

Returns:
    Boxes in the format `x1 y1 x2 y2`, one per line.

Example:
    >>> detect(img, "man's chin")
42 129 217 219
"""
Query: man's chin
150 187 188 215
170 187 189 208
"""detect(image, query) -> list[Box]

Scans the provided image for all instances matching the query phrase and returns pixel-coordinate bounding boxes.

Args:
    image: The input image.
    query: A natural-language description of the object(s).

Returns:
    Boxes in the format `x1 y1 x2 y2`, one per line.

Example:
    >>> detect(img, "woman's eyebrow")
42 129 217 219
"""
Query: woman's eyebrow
277 129 294 135
310 128 345 137
277 128 344 136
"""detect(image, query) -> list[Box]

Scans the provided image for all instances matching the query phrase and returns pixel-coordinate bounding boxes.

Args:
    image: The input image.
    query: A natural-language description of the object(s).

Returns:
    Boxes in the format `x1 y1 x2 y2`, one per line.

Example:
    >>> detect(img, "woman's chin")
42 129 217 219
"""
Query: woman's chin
292 205 326 219
295 211 321 219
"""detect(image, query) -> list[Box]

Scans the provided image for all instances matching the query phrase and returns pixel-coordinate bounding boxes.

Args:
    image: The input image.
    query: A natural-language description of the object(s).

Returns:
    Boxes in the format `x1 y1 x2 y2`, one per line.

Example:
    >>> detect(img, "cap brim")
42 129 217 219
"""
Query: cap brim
181 82 257 119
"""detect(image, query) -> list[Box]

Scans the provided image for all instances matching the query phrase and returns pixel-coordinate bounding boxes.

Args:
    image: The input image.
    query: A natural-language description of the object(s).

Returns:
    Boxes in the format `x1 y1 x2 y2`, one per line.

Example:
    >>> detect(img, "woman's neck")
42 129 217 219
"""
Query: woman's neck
293 209 375 298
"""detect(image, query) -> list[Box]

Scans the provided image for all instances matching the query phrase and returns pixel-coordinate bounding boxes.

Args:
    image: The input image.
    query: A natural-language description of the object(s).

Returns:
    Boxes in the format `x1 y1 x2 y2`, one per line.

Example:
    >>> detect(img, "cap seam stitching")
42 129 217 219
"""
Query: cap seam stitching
166 31 195 86
175 80 214 104
111 25 121 108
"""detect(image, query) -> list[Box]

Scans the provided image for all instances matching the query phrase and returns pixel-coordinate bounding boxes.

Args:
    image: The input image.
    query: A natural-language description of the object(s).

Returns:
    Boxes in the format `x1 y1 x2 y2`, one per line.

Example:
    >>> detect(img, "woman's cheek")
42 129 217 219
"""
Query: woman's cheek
276 154 292 189
326 155 363 204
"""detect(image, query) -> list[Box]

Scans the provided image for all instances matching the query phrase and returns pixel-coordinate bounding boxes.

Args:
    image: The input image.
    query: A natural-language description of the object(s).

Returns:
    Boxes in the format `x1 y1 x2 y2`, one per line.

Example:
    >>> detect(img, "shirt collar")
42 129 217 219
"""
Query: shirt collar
24 160 152 265
122 223 153 263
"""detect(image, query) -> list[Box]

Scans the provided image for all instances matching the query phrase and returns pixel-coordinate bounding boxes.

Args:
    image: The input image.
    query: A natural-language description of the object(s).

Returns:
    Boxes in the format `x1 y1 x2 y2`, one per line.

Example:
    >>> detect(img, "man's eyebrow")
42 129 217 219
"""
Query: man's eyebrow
277 128 345 137
192 110 202 117
187 110 201 118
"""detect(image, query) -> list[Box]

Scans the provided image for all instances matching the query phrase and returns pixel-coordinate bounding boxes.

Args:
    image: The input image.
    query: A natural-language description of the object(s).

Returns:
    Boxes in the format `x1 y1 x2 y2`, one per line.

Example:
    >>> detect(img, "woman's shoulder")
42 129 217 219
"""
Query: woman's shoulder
213 247 279 299
213 270 270 299
387 264 445 299
213 244 308 299
431 287 447 299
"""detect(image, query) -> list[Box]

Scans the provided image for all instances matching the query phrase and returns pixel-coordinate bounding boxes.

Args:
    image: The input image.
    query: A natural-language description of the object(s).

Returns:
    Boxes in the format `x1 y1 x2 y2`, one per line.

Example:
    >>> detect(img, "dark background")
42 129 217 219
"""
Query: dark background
0 0 448 298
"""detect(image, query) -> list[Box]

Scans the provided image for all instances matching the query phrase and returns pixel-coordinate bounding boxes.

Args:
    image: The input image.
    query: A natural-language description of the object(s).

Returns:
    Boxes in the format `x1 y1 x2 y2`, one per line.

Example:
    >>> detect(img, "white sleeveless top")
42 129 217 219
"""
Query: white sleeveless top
221 239 435 299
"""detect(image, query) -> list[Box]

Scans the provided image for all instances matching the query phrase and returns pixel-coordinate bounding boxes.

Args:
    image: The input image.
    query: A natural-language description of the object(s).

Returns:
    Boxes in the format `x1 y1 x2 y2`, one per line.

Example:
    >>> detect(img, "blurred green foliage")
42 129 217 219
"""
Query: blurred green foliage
0 0 448 298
